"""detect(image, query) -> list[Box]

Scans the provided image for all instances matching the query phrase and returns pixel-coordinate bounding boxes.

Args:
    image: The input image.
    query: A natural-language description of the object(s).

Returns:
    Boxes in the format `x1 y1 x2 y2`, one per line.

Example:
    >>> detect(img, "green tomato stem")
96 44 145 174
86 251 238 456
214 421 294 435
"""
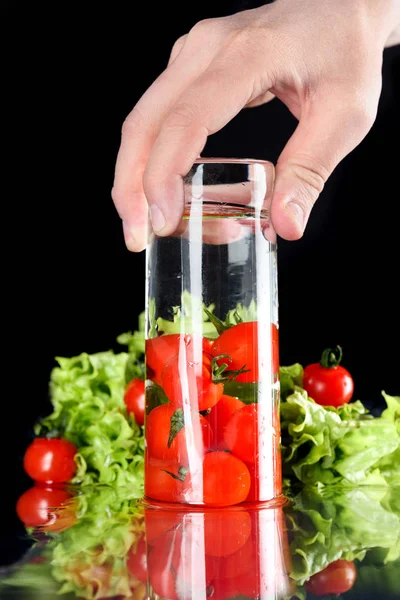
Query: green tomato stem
320 345 343 369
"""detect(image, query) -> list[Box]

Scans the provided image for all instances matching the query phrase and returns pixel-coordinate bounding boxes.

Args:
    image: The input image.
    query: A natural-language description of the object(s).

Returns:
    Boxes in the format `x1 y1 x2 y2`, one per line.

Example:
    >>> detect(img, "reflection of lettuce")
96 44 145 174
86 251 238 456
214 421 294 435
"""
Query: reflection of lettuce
0 487 144 600
51 486 144 599
287 486 400 587
280 367 400 486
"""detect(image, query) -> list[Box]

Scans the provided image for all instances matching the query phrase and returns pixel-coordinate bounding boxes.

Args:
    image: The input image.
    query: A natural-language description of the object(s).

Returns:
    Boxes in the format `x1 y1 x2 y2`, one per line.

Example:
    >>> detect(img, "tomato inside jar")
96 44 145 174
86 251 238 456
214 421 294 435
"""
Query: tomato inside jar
144 320 281 506
144 158 280 507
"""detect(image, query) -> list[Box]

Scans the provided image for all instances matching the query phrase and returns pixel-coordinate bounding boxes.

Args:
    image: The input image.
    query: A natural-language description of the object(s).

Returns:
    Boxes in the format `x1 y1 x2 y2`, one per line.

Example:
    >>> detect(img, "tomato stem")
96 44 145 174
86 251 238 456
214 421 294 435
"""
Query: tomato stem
320 345 343 369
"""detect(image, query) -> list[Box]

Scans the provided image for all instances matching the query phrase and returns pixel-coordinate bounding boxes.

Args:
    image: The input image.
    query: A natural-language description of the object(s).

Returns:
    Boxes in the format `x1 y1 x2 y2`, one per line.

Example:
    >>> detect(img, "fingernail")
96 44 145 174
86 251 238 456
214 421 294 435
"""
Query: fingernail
149 204 166 233
284 201 305 230
122 221 137 251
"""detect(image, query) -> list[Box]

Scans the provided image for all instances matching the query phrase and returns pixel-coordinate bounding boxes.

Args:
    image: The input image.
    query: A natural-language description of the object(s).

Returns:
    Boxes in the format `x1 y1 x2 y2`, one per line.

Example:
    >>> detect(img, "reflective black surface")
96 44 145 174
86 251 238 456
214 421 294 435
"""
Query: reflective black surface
1 484 399 599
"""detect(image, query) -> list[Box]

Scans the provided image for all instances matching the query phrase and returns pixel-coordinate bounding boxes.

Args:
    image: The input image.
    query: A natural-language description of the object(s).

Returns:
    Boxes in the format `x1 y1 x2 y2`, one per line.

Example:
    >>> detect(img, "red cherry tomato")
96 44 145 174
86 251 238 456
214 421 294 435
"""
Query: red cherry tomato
127 535 148 583
145 461 191 503
144 509 181 545
215 535 255 579
206 395 245 449
146 403 212 462
202 451 251 507
303 346 354 407
306 560 357 596
223 404 259 464
204 510 251 558
23 438 77 484
146 334 214 385
212 322 279 383
161 353 223 412
124 379 145 426
16 485 75 530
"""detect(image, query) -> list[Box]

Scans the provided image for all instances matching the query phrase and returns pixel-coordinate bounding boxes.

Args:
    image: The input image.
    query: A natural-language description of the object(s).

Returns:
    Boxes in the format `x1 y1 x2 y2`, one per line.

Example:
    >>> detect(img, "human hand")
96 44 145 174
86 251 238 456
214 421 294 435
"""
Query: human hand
112 0 400 251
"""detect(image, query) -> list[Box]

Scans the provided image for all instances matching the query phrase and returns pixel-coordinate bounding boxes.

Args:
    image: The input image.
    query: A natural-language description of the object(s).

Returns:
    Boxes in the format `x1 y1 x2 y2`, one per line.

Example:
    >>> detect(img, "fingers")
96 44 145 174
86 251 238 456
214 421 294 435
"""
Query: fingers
112 26 223 251
271 93 379 240
142 51 266 237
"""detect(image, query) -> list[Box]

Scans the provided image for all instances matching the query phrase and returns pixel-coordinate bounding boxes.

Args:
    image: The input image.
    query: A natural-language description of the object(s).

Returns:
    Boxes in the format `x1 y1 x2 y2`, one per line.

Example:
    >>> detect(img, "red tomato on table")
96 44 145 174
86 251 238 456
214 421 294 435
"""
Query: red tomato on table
23 438 77 484
303 346 354 407
306 560 357 596
124 378 145 426
212 322 279 383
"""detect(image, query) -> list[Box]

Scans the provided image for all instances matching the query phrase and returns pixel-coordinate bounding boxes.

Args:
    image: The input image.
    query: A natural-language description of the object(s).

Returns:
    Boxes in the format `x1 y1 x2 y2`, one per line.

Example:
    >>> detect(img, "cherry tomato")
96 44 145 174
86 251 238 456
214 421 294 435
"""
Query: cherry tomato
306 560 357 596
144 509 181 545
161 353 223 412
124 379 145 426
146 334 214 385
204 510 251 558
303 346 354 407
246 443 282 502
206 395 245 449
23 438 77 484
146 403 212 462
145 460 191 503
16 485 75 530
127 535 148 583
223 404 259 464
212 322 279 383
202 451 251 506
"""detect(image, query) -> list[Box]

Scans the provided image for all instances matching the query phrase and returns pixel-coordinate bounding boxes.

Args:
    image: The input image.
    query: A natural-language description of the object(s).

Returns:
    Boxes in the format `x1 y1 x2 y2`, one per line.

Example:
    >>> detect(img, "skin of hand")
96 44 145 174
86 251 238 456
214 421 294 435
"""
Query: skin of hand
112 0 400 251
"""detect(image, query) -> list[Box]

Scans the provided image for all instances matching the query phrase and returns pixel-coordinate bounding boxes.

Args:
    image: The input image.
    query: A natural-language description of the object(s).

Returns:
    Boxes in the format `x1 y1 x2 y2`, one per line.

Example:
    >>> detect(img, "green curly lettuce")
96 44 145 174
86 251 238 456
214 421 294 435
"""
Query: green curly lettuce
35 321 145 487
280 367 400 487
287 485 400 587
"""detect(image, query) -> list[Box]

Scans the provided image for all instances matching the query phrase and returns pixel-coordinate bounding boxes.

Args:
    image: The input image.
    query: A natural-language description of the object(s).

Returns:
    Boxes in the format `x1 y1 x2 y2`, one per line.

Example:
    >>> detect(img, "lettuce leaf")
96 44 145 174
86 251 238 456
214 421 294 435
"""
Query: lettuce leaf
280 387 400 487
51 486 144 599
287 486 400 586
36 350 144 488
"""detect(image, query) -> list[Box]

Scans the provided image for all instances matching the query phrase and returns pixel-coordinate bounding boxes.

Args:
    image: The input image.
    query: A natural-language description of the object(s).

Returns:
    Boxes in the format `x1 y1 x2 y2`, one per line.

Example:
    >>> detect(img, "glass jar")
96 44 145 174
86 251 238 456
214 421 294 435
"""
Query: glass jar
144 159 281 507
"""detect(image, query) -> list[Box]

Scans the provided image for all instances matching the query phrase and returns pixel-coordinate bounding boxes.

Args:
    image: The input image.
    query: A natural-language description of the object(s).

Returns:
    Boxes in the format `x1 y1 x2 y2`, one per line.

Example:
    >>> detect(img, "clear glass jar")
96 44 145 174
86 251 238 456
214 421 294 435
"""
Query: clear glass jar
144 159 281 507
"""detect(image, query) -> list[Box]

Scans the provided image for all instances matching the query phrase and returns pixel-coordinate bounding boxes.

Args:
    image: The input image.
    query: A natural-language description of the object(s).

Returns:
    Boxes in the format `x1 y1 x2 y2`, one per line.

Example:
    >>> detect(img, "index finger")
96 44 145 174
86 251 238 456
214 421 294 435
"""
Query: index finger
142 47 268 236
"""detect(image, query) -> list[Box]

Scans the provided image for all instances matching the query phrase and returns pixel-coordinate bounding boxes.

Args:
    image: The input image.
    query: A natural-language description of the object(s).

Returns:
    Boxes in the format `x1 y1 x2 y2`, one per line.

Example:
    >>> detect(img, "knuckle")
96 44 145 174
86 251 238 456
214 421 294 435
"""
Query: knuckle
121 107 146 138
288 157 329 207
170 34 188 57
189 17 225 41
162 103 201 132
345 95 378 133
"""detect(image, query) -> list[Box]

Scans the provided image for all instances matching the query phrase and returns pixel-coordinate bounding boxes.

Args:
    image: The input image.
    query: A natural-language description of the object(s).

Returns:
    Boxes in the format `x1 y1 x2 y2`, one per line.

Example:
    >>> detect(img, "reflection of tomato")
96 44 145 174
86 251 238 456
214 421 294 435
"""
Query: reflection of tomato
16 486 76 530
215 535 255 579
127 536 148 583
146 403 212 462
306 560 357 596
23 438 77 484
203 451 251 506
124 379 145 426
204 510 251 558
223 404 259 464
208 575 241 600
146 334 214 385
145 510 181 545
161 354 223 412
145 461 191 503
206 395 245 449
212 322 279 383
147 534 179 600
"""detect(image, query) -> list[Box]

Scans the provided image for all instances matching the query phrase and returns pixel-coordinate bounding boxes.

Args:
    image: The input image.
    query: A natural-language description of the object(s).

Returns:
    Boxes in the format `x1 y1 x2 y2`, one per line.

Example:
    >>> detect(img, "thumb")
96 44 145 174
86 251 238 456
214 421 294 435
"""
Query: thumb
271 96 377 240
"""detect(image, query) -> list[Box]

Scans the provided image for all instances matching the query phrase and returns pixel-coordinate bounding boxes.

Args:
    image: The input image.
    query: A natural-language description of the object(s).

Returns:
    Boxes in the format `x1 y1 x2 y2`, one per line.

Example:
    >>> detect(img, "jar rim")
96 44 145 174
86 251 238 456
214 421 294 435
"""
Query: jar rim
193 157 274 167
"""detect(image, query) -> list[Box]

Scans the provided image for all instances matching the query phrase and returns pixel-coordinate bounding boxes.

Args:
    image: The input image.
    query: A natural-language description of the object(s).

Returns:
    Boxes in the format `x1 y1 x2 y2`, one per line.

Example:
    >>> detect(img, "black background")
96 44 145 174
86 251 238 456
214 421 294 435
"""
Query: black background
2 0 400 566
